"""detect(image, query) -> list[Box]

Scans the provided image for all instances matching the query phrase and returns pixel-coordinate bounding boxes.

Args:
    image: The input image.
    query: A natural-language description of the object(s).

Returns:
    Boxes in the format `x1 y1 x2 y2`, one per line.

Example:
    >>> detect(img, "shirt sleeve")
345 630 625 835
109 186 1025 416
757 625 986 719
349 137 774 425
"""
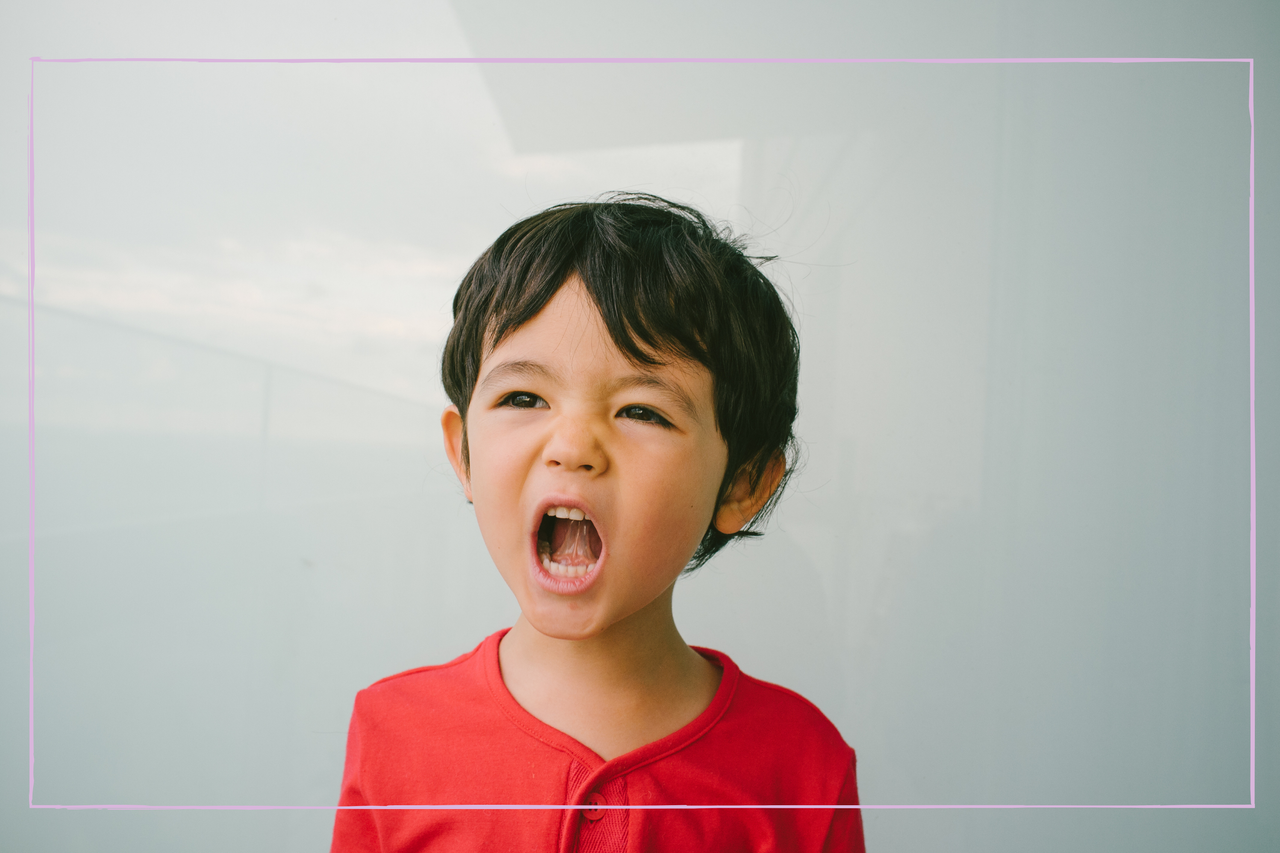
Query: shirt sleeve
822 754 867 853
330 692 382 853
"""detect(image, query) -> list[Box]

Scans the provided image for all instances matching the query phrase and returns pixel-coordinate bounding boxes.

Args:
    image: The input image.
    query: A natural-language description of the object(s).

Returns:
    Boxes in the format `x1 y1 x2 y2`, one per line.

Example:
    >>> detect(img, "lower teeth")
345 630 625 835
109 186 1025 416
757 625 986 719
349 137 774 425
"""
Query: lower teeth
540 551 592 579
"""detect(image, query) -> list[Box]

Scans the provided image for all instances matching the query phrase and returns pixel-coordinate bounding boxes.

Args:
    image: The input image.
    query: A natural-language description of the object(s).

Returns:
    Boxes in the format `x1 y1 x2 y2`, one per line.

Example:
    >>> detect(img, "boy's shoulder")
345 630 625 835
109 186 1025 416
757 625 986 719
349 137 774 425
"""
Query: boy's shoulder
352 634 496 722
366 643 484 690
694 647 855 768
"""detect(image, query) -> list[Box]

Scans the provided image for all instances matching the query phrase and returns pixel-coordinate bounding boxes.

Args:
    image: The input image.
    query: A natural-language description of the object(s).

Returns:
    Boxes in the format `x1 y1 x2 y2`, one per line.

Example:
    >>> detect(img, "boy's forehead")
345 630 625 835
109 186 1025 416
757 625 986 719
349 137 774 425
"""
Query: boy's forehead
473 277 719 426
483 278 701 376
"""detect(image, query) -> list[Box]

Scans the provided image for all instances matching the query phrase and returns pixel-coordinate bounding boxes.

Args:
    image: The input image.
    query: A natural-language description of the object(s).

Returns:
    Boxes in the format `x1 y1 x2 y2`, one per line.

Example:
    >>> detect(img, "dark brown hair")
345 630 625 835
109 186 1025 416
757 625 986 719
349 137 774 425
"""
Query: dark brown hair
442 193 800 571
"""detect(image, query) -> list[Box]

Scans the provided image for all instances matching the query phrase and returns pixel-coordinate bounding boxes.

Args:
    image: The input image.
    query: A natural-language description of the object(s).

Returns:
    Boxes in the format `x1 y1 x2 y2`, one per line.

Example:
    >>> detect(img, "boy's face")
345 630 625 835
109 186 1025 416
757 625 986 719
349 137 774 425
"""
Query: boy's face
442 278 731 640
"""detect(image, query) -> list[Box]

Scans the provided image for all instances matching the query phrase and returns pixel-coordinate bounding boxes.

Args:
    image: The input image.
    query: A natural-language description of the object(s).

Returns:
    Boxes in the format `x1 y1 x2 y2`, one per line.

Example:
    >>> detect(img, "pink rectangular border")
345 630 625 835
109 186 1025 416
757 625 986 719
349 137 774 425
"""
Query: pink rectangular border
24 55 1256 812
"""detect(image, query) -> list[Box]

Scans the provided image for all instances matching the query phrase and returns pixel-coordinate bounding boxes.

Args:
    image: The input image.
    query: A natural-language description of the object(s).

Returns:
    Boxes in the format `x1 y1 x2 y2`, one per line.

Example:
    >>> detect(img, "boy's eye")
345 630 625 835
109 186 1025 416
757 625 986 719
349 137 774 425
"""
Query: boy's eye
617 405 672 427
501 392 547 409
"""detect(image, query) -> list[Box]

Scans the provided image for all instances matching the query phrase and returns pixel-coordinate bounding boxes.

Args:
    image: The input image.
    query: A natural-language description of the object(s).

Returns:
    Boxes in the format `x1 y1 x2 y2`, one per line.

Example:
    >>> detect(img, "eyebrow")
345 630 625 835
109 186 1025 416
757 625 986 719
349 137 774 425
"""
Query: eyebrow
477 360 558 393
477 359 704 425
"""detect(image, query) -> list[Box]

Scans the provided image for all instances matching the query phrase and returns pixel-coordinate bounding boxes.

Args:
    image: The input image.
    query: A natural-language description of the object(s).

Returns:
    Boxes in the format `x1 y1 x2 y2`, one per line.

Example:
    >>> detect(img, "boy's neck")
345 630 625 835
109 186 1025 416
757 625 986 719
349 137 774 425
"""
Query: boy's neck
497 586 721 760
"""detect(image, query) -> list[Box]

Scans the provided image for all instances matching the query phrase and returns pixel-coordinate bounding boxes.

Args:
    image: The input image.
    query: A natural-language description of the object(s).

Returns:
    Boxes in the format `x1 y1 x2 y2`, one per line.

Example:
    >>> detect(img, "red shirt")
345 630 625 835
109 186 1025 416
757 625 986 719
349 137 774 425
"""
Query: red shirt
332 630 865 852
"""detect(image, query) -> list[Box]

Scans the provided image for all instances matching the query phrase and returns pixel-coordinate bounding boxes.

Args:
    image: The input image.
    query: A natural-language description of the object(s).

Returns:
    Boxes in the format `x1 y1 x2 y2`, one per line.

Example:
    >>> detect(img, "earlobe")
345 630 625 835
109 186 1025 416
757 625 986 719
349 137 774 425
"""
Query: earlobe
713 453 786 535
441 405 472 501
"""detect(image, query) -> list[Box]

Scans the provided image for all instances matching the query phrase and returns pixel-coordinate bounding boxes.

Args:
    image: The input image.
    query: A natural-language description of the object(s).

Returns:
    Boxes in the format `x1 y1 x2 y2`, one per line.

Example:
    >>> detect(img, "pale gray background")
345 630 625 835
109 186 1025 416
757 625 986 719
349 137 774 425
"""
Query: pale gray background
0 2 1275 851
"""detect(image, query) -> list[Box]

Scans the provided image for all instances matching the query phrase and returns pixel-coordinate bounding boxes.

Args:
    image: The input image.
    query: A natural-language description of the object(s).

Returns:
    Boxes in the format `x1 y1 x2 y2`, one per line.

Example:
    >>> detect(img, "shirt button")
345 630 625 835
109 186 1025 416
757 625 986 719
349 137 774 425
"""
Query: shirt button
582 791 606 821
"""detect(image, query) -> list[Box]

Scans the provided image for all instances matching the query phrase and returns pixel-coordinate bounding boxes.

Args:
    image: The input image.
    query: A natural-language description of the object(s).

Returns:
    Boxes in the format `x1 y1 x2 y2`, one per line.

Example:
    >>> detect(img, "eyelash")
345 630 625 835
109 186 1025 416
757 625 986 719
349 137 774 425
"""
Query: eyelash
617 405 673 428
498 393 673 428
499 392 547 409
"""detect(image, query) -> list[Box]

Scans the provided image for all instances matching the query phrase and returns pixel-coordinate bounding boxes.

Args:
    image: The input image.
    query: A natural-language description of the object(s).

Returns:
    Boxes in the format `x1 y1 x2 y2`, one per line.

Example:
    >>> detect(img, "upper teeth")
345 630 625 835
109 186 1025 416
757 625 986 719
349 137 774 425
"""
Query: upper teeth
547 506 585 521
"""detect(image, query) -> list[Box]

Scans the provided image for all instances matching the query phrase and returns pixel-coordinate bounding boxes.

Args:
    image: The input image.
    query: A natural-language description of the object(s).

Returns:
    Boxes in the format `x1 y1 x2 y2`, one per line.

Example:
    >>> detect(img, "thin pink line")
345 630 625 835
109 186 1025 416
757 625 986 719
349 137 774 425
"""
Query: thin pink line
23 54 1257 814
29 56 1253 65
26 56 36 811
1247 58 1256 810
26 803 1257 811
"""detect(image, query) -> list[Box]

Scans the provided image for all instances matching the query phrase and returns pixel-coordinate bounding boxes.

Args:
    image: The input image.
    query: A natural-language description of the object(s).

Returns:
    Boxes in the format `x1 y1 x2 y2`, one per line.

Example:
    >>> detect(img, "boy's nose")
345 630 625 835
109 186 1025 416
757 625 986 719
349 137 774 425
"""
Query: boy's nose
542 416 606 474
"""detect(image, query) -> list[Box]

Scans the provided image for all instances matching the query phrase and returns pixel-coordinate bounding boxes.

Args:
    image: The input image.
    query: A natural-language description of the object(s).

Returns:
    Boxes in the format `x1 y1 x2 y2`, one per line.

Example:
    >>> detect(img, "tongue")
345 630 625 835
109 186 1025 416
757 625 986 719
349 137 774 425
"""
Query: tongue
550 518 601 564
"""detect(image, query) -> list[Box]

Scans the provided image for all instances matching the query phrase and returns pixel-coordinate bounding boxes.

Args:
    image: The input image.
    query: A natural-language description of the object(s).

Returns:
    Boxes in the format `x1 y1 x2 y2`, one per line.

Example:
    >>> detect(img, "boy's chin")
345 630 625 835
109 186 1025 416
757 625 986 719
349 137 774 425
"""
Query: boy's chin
519 604 613 642
514 583 677 645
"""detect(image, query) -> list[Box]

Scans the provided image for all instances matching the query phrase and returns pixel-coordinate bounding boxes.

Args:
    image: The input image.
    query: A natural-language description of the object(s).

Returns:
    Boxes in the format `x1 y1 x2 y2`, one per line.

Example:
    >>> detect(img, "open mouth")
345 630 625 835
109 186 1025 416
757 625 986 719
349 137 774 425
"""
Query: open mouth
536 506 603 579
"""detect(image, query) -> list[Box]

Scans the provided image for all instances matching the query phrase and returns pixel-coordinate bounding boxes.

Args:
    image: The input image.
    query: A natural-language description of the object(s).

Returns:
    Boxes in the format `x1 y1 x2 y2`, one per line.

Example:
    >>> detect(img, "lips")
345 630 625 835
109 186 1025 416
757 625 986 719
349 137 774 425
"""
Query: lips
531 499 606 589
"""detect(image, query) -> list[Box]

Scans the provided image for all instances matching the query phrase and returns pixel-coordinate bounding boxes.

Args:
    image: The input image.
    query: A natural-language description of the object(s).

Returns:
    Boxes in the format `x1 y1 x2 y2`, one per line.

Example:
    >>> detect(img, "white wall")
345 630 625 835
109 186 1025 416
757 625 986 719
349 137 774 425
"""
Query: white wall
0 3 1272 851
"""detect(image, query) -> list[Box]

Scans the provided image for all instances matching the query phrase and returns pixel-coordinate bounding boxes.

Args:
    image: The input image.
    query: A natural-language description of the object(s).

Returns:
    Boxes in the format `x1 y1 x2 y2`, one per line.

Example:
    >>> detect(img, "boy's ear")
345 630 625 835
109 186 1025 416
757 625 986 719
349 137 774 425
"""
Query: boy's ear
441 405 472 502
713 452 786 535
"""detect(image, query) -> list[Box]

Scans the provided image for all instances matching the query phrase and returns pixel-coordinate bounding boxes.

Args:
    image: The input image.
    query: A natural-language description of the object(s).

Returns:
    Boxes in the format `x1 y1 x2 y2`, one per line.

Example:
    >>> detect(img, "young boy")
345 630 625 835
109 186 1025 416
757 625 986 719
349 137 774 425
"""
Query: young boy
331 194 865 852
